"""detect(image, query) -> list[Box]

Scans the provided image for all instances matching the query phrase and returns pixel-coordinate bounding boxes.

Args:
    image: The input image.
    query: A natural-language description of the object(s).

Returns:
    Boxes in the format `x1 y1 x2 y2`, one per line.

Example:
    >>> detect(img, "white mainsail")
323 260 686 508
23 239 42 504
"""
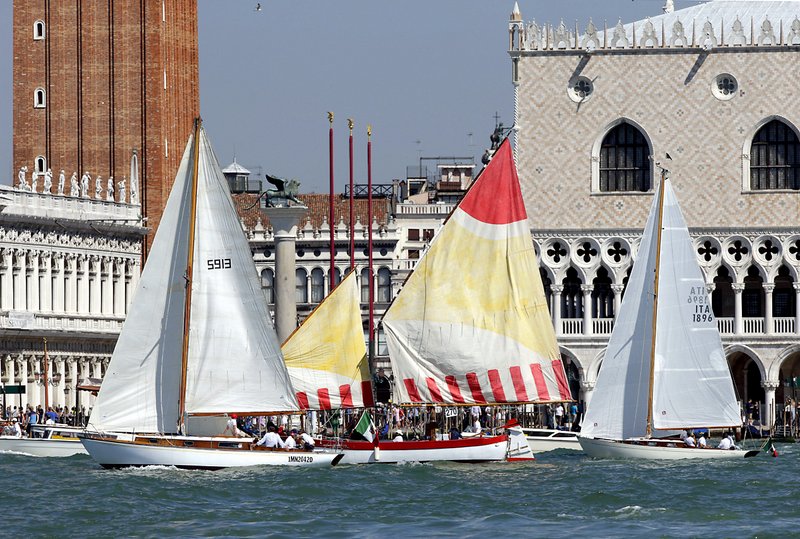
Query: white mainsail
90 123 298 434
282 270 373 410
581 179 740 441
382 139 571 405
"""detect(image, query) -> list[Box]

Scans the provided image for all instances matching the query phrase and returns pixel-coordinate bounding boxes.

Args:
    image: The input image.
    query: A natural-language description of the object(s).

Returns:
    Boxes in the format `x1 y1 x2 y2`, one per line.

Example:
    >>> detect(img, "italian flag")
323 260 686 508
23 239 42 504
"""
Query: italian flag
355 411 375 443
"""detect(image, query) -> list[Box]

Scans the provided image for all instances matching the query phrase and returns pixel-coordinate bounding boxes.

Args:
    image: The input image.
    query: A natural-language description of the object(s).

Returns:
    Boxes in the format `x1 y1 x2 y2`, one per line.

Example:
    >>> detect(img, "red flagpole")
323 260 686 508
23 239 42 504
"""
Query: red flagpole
348 118 355 271
367 125 375 372
328 112 335 291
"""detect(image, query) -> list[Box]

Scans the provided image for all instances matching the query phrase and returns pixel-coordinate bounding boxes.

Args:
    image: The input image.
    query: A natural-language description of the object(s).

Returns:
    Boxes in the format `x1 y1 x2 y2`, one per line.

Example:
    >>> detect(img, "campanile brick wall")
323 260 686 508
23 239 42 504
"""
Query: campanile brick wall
13 0 200 254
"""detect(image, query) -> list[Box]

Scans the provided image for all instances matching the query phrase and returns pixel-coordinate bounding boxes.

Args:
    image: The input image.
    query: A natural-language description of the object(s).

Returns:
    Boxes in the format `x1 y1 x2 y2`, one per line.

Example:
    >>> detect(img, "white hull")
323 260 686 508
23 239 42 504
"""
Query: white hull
522 428 582 453
326 436 510 465
0 436 87 458
579 437 755 460
81 436 341 469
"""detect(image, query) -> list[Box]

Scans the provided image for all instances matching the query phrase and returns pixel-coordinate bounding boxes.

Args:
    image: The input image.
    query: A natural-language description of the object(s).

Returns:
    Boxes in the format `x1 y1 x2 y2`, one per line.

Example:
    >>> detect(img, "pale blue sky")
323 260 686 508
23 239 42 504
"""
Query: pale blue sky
0 1 693 192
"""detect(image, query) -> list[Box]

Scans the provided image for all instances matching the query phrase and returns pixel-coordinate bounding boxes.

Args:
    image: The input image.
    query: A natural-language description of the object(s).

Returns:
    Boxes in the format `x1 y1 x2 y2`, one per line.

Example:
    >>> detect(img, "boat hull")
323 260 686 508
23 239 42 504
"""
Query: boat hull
318 435 509 465
81 435 341 469
522 428 582 453
0 436 87 457
579 436 752 460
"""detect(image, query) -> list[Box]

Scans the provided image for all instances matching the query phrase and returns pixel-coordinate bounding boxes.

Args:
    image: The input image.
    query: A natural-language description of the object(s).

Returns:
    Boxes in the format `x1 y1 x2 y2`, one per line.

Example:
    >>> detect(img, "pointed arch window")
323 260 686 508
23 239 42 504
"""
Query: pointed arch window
377 267 392 303
360 268 371 304
750 119 800 190
598 122 651 192
34 88 46 108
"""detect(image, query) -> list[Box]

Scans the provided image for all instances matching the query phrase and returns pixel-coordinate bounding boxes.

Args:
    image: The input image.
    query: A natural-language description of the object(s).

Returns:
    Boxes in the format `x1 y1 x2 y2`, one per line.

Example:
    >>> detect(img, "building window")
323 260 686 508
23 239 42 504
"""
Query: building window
34 156 46 174
360 268 371 304
408 229 420 241
749 119 800 190
295 268 308 304
773 266 796 318
331 267 341 288
422 229 435 241
34 20 45 40
598 122 651 192
260 269 274 304
34 88 46 108
712 266 734 318
561 267 583 319
711 73 737 101
742 266 764 317
310 268 325 303
568 76 594 103
377 267 392 303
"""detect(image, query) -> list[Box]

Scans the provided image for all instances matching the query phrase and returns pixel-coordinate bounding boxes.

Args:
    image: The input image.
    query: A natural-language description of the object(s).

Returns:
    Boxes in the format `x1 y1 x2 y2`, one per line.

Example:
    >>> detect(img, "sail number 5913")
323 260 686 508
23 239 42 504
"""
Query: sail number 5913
207 258 232 270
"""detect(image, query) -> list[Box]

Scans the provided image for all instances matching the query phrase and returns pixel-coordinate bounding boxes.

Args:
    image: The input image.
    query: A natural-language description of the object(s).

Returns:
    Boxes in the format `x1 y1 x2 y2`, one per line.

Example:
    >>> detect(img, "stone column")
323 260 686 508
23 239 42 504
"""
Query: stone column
763 283 774 335
77 256 90 314
41 254 52 311
0 250 11 310
611 284 625 320
581 284 593 336
551 285 563 336
113 259 125 316
67 357 78 410
28 355 39 408
794 283 800 335
27 253 39 310
732 283 745 335
102 259 114 315
89 257 101 314
263 206 307 343
762 380 780 429
56 356 66 408
18 355 28 409
13 251 25 310
65 255 77 313
53 254 65 312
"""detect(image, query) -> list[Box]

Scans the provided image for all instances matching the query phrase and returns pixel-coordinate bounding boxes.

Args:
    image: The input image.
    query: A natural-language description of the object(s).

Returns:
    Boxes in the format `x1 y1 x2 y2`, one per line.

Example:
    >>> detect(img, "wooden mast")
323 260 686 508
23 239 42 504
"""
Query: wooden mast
645 166 667 438
177 118 203 435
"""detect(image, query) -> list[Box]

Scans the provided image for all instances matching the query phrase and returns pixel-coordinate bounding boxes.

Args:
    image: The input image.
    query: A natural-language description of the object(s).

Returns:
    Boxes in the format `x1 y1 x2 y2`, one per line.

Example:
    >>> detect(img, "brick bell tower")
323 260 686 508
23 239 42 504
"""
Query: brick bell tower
12 0 200 256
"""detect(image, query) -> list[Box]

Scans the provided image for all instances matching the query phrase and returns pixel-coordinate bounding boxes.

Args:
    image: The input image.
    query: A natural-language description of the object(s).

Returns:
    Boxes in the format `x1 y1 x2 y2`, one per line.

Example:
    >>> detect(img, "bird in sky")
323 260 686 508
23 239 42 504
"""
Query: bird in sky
255 3 262 11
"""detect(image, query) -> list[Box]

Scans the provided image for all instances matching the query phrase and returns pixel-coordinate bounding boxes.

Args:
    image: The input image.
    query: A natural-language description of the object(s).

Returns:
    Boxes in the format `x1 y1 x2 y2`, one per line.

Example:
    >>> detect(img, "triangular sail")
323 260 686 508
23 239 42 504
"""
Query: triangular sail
582 179 740 441
183 128 298 416
382 139 570 405
89 134 195 433
580 182 660 441
282 271 374 410
90 123 299 434
651 181 740 430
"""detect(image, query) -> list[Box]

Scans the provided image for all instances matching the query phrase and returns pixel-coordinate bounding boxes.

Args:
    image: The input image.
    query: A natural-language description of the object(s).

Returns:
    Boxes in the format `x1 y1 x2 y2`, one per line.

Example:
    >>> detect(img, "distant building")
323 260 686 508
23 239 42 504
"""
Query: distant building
509 0 800 427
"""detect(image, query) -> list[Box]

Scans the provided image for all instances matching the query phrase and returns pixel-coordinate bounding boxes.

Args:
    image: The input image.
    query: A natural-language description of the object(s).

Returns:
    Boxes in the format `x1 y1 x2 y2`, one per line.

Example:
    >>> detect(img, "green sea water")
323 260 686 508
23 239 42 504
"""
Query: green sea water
2 443 798 538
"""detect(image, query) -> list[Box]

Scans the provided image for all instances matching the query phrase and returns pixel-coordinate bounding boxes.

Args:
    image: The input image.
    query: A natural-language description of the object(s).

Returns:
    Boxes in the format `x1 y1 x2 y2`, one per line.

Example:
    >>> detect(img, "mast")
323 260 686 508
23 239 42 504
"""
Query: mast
328 112 336 290
645 166 667 438
348 118 355 271
367 125 375 375
177 118 202 435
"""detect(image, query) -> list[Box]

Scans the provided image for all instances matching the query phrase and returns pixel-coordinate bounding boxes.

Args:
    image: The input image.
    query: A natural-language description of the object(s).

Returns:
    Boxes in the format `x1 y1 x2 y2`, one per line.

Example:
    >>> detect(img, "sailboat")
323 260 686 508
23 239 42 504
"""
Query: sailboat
579 171 757 460
371 137 569 463
79 120 342 469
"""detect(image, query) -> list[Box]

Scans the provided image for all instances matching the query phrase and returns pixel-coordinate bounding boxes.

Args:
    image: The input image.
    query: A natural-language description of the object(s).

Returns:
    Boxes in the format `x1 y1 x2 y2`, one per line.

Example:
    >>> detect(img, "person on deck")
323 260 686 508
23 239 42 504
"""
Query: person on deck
697 433 707 448
223 414 247 437
284 429 298 449
449 427 462 440
717 433 734 450
254 426 287 449
555 404 565 427
298 430 315 450
684 431 696 447
374 368 391 404
393 431 404 442
10 418 23 438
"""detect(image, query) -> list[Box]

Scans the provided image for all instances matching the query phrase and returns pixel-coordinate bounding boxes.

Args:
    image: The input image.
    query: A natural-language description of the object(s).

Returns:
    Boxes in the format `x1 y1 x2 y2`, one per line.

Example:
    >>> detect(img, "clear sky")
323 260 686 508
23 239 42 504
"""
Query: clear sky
0 1 693 192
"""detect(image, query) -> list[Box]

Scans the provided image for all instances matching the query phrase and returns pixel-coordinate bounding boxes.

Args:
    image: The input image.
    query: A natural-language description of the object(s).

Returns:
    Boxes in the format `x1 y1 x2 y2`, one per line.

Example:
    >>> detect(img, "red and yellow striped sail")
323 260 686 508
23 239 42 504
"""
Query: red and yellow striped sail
282 271 374 410
383 139 570 404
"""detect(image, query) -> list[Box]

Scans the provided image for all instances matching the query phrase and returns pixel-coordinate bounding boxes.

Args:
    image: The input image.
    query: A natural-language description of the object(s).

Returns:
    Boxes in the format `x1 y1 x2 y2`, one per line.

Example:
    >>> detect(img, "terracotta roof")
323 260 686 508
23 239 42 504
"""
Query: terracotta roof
232 193 391 231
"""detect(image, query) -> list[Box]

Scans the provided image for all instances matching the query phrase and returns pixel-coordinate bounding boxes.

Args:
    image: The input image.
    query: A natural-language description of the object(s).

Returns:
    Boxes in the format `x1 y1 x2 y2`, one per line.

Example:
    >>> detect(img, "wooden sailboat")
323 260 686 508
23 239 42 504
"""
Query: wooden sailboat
79 120 342 469
375 137 570 463
579 171 757 460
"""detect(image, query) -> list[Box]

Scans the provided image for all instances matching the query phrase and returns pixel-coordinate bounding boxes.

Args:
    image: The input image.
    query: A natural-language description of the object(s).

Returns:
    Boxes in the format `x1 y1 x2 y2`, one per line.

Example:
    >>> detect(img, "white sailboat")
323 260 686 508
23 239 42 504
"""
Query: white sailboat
375 138 573 463
0 424 87 457
579 172 757 460
80 120 341 469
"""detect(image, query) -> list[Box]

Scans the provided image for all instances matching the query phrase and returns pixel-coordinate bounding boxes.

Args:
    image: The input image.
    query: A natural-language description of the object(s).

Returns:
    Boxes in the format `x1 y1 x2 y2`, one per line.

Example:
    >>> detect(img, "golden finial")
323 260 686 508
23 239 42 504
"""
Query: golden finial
347 118 354 132
367 124 372 138
327 111 334 124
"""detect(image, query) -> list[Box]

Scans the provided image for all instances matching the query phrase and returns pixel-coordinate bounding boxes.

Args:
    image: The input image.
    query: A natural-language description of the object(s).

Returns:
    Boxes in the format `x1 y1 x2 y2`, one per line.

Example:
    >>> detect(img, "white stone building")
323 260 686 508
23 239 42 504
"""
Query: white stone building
0 184 144 413
509 0 800 428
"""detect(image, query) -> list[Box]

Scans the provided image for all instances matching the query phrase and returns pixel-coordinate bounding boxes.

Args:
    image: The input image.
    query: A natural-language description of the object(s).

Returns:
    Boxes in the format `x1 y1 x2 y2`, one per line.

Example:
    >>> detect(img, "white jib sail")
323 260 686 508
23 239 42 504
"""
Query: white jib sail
89 134 195 433
651 180 740 430
580 181 660 441
184 128 299 416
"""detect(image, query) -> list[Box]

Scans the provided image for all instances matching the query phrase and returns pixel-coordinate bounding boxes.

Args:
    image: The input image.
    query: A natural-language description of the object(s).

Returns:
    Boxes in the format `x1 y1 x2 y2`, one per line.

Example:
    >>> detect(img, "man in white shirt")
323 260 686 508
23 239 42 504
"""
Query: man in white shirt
555 404 565 427
255 427 287 449
11 418 23 438
717 434 733 450
697 433 707 448
684 432 696 447
284 431 297 449
299 431 315 450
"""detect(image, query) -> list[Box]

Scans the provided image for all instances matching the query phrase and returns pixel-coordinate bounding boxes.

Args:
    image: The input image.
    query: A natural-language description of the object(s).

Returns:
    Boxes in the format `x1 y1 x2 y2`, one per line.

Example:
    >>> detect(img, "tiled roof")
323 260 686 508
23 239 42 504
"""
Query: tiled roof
232 193 391 231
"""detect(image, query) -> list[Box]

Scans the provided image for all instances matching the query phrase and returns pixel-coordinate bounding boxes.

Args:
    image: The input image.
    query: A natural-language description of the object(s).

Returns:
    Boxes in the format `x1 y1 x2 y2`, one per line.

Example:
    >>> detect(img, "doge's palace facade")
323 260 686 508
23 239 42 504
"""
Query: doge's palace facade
509 1 800 427
0 185 144 412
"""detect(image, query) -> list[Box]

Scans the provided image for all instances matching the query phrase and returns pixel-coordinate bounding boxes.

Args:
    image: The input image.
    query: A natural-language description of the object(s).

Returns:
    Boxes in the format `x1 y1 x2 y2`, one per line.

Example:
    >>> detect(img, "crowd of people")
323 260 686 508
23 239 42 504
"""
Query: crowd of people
1 405 89 437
